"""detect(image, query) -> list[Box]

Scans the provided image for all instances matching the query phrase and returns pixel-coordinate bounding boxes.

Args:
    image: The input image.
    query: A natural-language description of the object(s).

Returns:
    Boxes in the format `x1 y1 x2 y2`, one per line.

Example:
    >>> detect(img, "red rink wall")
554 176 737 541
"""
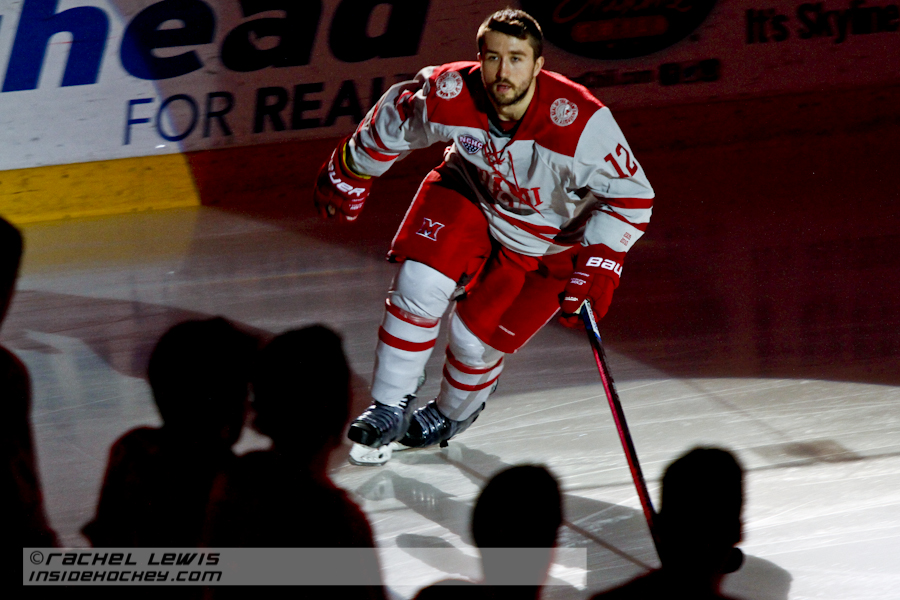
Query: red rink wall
0 0 898 220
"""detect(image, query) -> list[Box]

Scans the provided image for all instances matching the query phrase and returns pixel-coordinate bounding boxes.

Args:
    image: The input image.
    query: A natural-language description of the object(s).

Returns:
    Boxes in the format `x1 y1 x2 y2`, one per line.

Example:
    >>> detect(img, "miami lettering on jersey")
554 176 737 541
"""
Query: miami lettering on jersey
477 168 543 213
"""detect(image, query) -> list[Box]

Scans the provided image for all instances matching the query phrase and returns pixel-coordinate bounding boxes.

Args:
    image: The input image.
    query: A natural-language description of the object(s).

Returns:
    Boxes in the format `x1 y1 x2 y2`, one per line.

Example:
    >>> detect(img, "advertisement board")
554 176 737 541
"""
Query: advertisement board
0 0 897 219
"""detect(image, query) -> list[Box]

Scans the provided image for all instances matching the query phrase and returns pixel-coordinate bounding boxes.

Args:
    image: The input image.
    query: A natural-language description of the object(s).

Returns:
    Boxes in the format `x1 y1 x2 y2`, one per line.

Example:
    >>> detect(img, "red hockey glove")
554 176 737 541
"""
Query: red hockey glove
559 245 625 328
313 138 373 222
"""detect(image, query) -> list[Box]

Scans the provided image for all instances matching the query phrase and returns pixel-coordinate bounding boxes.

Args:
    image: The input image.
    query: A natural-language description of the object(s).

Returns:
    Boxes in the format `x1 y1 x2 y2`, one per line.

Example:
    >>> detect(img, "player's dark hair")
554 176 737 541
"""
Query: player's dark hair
477 8 543 60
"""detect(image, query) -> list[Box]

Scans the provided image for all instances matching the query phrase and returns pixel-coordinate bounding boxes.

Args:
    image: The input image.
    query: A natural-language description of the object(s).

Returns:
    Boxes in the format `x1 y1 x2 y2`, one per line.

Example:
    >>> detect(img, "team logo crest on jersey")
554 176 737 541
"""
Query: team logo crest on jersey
458 134 484 155
550 98 578 126
416 218 445 241
435 71 463 99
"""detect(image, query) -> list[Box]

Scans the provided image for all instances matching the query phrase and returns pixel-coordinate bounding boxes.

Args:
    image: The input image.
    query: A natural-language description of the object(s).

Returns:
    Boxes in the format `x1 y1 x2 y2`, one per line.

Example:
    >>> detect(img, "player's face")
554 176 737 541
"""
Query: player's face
479 30 544 113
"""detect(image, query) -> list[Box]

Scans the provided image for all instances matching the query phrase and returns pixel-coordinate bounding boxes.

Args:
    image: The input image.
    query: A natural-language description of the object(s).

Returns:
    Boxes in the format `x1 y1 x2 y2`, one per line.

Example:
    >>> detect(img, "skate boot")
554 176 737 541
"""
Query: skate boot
400 400 484 449
348 394 416 448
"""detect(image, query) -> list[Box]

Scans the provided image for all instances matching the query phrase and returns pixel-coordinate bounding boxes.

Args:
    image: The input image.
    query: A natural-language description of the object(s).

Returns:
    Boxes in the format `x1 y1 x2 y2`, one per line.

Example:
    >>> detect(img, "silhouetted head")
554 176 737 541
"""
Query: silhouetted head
251 325 351 457
477 8 543 60
658 447 744 578
148 317 256 446
0 217 23 326
472 464 562 587
473 464 562 549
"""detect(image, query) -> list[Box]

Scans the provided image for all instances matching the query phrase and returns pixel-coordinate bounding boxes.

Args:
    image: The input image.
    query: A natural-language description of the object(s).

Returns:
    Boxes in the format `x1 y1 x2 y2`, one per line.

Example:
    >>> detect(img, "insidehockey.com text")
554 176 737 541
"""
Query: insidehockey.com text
29 570 223 583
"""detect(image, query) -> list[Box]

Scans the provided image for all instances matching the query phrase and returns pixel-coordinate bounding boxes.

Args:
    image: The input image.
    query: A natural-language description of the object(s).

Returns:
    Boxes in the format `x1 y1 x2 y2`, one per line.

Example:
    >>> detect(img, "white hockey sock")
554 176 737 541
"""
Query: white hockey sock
370 298 439 406
370 261 455 407
436 313 505 421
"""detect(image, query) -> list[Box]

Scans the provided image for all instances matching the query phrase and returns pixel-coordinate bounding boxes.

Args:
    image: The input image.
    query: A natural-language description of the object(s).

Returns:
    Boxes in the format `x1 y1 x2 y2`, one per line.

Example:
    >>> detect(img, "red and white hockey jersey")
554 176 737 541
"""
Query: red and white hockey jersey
347 61 654 257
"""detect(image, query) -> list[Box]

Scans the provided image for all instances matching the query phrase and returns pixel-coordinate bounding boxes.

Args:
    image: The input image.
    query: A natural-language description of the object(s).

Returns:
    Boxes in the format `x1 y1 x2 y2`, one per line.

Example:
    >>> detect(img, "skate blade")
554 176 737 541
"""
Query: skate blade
348 442 409 466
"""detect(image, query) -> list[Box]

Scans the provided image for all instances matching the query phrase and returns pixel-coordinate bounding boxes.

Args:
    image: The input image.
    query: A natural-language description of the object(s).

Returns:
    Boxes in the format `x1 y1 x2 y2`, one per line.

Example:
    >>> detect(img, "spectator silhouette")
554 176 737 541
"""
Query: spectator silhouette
590 447 745 600
414 464 563 600
202 325 385 599
2 217 59 551
82 317 256 547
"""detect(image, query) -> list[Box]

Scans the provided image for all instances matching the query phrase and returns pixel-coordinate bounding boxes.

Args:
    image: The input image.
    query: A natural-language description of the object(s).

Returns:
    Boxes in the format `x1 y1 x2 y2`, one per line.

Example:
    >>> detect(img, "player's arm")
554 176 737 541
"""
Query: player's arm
313 68 443 222
560 108 654 326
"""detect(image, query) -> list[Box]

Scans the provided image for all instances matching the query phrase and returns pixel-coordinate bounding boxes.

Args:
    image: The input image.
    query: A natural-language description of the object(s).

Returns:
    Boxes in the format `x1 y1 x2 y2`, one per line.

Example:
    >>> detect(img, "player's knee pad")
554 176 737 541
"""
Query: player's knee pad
437 313 505 421
447 311 504 367
389 260 457 320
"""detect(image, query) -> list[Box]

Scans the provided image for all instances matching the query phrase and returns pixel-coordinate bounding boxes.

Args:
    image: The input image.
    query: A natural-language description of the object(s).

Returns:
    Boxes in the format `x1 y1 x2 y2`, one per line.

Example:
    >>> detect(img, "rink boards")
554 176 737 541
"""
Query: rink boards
0 0 898 222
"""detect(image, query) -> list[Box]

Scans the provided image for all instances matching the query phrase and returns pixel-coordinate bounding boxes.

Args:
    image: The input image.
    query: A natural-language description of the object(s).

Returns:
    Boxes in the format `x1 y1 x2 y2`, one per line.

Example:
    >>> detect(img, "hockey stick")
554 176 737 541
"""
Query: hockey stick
581 301 662 557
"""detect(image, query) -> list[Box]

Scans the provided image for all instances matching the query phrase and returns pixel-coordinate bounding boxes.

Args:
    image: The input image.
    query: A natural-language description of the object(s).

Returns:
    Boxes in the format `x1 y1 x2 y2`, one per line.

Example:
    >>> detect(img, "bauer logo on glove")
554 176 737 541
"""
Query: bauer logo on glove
559 244 625 328
327 160 368 198
313 137 374 222
586 256 624 275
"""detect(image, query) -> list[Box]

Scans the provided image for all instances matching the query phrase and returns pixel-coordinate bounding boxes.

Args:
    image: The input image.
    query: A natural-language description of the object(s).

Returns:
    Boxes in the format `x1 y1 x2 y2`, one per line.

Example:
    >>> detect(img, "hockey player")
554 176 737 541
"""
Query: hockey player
313 9 654 465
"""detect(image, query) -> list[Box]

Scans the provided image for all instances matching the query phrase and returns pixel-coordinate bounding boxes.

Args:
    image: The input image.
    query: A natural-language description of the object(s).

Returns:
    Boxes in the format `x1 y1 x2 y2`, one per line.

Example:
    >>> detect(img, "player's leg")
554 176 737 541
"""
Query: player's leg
399 247 580 449
349 261 454 448
400 311 504 448
348 169 492 452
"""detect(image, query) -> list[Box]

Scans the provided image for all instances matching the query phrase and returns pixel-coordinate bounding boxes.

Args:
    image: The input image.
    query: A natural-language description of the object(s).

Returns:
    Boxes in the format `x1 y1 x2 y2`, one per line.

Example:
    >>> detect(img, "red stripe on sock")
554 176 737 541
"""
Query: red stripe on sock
445 348 503 375
442 366 501 392
378 327 437 352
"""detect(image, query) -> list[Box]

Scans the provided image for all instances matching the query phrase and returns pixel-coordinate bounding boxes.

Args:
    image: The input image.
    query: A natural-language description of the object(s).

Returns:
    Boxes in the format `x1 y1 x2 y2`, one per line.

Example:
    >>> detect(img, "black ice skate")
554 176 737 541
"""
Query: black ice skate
400 400 484 448
348 395 415 448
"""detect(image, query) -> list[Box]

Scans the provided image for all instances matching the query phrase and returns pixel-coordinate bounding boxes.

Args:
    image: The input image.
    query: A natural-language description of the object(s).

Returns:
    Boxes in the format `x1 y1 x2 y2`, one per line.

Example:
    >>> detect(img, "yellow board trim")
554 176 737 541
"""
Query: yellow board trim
0 154 199 225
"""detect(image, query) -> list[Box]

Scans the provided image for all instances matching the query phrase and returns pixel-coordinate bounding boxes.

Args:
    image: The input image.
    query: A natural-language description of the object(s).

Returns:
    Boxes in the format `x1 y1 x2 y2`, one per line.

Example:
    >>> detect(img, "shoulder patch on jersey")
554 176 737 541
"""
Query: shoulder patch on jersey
436 71 463 100
550 98 579 126
458 134 484 154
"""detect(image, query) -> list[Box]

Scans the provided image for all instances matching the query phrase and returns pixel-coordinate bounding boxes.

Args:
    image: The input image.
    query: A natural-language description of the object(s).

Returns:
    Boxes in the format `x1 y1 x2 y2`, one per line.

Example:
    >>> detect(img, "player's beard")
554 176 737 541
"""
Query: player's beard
487 77 533 108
